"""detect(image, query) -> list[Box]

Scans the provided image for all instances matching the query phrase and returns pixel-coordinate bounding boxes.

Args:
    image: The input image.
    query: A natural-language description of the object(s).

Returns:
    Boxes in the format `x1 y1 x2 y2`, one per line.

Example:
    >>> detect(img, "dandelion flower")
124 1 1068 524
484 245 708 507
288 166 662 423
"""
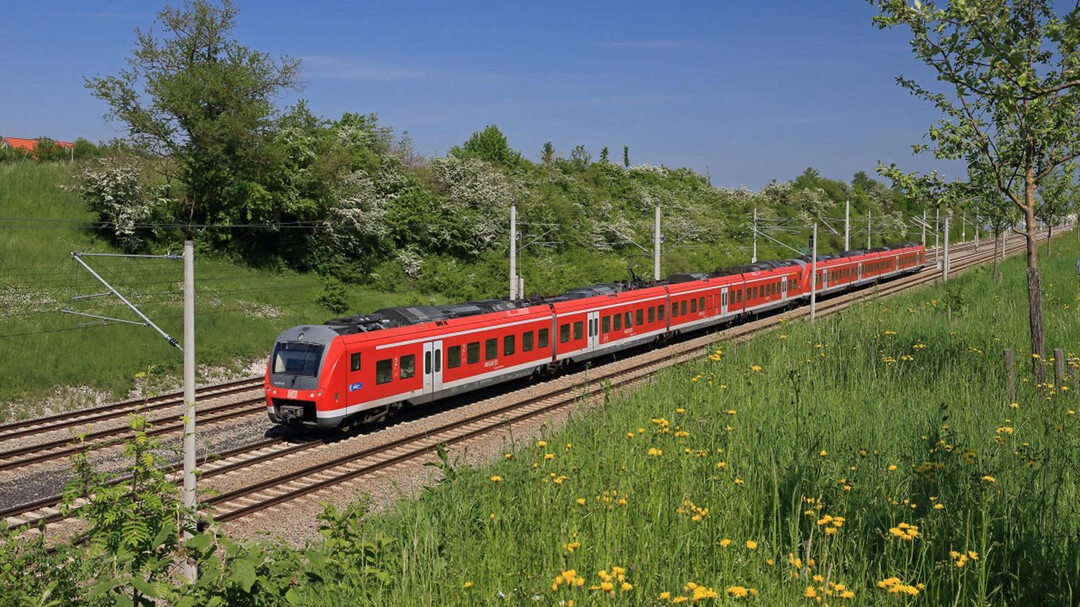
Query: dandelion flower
463 581 473 589
745 540 758 550
537 440 547 447
982 475 996 483
576 498 586 506
490 476 503 483
720 538 732 548
750 365 762 372
727 586 749 598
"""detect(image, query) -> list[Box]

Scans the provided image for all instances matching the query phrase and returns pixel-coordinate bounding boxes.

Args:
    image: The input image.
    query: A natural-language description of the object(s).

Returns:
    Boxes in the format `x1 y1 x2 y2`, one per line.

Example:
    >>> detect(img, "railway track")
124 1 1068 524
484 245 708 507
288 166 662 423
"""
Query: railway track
0 233 1042 532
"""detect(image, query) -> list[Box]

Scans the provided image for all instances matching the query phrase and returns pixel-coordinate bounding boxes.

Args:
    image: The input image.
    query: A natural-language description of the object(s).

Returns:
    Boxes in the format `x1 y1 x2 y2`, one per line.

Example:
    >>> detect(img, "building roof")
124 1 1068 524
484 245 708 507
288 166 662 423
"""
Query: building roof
1 137 74 151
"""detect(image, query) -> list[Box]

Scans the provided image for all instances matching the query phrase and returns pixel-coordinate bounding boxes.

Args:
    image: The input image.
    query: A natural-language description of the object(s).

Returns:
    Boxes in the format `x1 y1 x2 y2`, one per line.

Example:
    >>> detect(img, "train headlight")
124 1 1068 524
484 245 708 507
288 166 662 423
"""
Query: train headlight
308 391 316 399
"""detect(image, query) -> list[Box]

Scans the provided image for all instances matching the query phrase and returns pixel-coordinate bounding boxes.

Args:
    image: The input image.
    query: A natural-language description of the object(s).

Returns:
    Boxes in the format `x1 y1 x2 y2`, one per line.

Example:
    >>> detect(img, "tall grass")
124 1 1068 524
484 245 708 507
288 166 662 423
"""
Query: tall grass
352 237 1080 606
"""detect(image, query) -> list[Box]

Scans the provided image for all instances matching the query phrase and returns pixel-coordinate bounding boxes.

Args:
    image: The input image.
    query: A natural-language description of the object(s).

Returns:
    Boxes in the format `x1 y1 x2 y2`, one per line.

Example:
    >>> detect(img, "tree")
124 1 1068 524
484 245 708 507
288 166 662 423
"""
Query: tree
450 125 523 168
600 146 610 163
871 0 1080 381
85 0 301 233
568 144 592 171
1036 163 1077 255
623 145 630 168
541 142 555 166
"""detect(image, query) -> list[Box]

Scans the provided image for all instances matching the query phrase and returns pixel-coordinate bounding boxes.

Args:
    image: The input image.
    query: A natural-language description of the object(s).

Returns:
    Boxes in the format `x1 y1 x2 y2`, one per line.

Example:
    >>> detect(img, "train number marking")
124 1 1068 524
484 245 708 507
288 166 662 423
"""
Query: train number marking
349 382 363 392
287 389 298 399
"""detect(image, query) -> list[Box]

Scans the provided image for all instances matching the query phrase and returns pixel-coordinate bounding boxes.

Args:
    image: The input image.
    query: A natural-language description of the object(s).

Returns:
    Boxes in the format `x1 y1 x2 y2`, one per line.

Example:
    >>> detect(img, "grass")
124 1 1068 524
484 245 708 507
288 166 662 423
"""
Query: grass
344 235 1080 605
0 163 443 413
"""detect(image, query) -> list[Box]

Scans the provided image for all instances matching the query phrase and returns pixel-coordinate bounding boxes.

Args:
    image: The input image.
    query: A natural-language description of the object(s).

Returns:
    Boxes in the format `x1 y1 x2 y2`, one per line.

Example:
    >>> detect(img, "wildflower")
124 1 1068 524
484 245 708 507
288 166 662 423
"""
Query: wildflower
727 409 737 415
463 581 473 589
675 407 686 414
982 475 996 483
745 540 758 550
716 461 727 469
733 477 745 486
490 476 503 483
779 334 789 339
720 538 732 548
564 541 581 553
750 365 762 372
766 558 775 566
545 453 555 460
648 447 663 457
537 440 547 447
576 498 586 506
804 586 818 599
727 586 749 598
659 592 672 600
888 522 920 541
819 450 827 457
933 503 944 510
1010 402 1019 409
887 465 898 471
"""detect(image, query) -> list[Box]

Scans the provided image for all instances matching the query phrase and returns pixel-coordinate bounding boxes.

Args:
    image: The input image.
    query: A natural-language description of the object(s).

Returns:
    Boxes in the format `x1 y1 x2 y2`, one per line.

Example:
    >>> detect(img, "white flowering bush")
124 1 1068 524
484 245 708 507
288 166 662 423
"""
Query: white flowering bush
69 158 169 251
429 155 513 256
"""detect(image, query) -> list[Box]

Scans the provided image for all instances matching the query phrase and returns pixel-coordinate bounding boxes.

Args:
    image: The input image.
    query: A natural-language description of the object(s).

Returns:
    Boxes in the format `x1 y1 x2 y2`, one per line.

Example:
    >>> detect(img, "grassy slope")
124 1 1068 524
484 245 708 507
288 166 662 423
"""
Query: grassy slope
0 164 441 411
352 237 1080 605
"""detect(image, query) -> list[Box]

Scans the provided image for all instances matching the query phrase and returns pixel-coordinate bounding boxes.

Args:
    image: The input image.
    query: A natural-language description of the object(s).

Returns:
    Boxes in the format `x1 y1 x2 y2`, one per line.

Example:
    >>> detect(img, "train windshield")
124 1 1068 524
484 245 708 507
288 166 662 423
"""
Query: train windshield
272 342 324 377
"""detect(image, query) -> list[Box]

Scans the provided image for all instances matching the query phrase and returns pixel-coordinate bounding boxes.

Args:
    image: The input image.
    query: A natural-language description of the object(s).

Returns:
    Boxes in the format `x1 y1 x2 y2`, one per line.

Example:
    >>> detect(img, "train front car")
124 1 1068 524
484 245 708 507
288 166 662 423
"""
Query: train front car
265 325 346 429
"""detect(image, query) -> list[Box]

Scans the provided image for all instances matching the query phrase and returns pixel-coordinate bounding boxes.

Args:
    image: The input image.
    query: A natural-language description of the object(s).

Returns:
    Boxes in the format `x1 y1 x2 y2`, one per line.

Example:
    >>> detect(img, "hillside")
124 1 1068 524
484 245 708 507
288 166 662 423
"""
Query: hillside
1 158 939 410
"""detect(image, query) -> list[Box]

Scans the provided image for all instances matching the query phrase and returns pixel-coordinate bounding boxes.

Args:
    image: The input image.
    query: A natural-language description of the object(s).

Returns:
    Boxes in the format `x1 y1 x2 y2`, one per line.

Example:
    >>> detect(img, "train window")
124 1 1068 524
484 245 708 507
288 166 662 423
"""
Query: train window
376 359 393 384
447 346 461 369
690 298 697 313
425 352 431 374
523 331 534 352
574 321 583 340
504 335 515 356
635 309 643 326
602 316 611 333
625 311 633 328
539 328 550 348
681 300 688 315
560 324 571 343
467 342 480 364
658 305 665 320
400 354 416 379
272 342 324 377
350 353 361 372
671 302 678 318
648 307 655 323
485 338 498 360
614 313 622 330
698 296 705 310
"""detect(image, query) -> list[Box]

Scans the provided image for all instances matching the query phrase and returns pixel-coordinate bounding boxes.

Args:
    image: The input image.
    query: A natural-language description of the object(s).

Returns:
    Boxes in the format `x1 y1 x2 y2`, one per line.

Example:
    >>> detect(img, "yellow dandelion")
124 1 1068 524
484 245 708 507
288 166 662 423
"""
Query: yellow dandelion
463 581 473 589
750 365 762 372
490 475 503 483
982 475 996 483
575 498 586 506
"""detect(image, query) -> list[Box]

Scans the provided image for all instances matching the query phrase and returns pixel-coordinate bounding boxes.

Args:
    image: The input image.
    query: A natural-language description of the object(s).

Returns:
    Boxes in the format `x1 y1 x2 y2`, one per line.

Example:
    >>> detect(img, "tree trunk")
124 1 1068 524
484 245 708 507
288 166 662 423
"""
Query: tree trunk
1047 223 1052 256
1024 170 1046 384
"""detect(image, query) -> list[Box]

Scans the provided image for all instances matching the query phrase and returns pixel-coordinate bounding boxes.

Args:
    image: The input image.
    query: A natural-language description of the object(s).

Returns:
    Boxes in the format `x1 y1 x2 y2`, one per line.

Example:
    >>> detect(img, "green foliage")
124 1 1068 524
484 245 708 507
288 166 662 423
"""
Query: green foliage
317 280 349 314
448 125 523 169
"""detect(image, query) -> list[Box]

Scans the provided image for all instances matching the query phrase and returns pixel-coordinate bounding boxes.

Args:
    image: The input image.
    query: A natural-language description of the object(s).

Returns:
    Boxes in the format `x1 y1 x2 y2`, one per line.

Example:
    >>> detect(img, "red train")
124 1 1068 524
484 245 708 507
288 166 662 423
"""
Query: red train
265 243 925 429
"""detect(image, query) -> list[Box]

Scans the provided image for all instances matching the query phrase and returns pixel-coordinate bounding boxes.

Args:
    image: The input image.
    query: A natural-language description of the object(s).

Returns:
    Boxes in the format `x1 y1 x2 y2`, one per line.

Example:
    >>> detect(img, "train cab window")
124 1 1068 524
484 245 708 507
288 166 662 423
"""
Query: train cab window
400 354 416 379
504 335 515 356
447 346 462 369
625 311 633 328
350 353 361 372
539 328 550 348
614 313 623 330
272 342 324 377
376 359 393 385
602 316 611 333
648 307 655 323
485 338 498 360
636 309 644 326
560 324 571 343
690 298 697 313
523 331 534 352
658 305 665 320
681 300 688 315
467 342 480 364
573 321 583 340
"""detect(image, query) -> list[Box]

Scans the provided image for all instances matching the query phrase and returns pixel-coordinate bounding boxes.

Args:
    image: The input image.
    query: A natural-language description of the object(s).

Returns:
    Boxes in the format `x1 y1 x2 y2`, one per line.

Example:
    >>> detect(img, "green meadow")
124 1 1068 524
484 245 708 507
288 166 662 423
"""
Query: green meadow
355 235 1080 606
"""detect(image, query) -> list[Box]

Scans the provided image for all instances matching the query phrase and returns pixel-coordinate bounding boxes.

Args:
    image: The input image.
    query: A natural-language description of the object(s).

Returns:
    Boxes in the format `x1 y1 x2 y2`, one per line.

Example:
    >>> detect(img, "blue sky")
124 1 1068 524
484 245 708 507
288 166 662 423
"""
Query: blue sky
0 1 960 189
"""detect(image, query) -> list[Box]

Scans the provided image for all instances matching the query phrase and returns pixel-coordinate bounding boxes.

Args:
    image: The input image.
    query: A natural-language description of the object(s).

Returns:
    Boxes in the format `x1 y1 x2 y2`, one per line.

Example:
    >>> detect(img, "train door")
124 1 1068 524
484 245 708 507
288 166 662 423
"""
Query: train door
345 343 364 407
587 311 600 352
857 262 863 281
721 287 729 317
781 277 787 300
423 340 443 394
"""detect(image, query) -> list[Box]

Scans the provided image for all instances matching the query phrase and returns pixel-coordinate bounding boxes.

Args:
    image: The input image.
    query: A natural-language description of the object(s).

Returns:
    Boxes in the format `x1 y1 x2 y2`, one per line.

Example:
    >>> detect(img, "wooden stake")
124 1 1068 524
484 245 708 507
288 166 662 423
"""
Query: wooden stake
1054 348 1065 386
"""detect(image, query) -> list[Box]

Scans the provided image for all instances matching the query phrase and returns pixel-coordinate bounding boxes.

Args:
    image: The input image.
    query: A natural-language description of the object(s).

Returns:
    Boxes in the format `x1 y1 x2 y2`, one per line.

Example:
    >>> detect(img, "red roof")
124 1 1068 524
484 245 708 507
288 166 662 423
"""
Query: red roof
2 137 74 151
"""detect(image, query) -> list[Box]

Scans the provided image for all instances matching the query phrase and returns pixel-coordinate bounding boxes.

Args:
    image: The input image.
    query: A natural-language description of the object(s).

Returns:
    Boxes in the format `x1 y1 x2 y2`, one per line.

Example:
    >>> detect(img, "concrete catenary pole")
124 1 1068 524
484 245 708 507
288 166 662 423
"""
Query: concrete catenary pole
962 212 967 243
182 239 197 581
810 224 818 323
654 205 661 281
867 209 872 249
943 216 950 281
935 208 940 266
975 214 980 252
509 202 517 300
922 210 927 247
844 198 850 251
751 207 758 263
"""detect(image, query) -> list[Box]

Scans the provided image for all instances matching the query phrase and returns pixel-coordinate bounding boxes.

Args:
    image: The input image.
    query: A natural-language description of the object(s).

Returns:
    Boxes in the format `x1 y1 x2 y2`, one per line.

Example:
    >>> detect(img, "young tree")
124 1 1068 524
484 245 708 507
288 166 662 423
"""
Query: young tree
541 141 555 166
85 0 301 231
450 124 523 168
871 0 1080 380
1036 163 1077 255
623 145 630 168
600 146 610 163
